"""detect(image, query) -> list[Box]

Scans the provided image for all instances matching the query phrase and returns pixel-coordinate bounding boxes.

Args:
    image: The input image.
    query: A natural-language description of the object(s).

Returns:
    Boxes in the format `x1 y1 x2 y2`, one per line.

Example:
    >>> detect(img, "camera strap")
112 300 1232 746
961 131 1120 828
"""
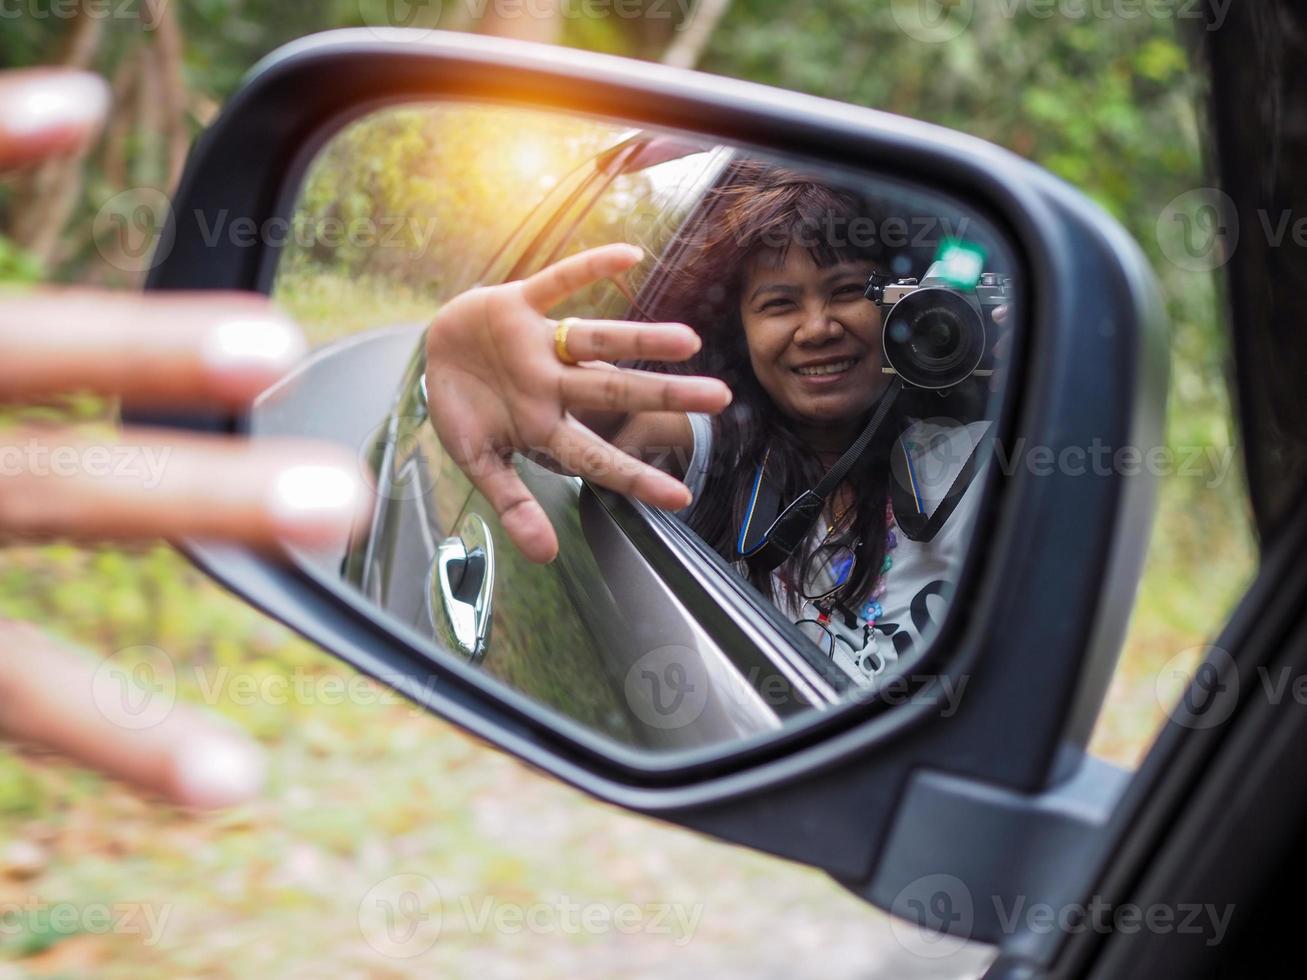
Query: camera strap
738 378 903 575
890 422 993 543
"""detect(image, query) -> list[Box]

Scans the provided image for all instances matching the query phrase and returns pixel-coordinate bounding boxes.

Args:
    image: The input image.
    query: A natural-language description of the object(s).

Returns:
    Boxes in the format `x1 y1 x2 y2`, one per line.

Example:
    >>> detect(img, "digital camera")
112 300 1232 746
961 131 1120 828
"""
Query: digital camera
865 262 1011 390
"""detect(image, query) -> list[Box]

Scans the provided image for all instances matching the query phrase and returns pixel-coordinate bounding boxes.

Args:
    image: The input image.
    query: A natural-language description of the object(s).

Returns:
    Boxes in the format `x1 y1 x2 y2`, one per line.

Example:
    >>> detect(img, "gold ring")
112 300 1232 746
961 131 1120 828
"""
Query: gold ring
554 317 580 365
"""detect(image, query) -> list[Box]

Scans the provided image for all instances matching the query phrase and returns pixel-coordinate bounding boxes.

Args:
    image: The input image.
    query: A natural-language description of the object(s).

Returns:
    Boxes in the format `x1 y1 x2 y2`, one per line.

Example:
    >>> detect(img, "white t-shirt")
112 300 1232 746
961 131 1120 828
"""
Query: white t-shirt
680 413 989 685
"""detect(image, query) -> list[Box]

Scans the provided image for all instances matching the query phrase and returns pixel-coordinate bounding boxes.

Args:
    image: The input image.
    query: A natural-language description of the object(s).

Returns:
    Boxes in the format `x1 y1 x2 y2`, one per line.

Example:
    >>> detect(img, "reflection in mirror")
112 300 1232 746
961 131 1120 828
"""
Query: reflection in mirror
253 100 1020 755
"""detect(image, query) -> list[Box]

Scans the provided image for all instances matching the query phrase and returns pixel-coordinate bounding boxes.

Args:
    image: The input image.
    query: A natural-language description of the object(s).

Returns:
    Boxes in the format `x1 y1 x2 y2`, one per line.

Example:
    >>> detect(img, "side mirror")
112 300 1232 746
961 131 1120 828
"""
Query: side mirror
134 30 1166 954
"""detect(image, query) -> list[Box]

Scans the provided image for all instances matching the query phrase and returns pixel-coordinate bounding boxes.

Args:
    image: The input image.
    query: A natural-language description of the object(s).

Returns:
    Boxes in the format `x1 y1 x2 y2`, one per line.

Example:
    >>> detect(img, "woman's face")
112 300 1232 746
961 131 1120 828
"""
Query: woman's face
739 246 886 435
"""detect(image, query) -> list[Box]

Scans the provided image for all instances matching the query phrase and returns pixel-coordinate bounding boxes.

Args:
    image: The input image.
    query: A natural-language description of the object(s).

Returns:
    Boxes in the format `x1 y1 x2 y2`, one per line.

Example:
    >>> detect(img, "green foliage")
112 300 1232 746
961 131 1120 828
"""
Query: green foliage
280 104 618 305
0 234 43 283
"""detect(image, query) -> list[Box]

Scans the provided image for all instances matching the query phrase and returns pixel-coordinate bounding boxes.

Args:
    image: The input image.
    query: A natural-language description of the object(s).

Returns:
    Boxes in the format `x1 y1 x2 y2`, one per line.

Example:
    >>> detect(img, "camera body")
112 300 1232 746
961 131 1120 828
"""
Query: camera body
866 265 1011 390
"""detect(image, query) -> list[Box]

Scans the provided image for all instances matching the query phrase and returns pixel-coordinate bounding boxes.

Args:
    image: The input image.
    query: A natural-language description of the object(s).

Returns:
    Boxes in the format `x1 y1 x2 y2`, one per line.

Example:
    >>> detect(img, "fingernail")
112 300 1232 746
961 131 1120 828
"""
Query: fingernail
661 477 692 508
268 463 362 533
623 245 645 263
201 316 307 381
171 733 265 809
5 72 110 139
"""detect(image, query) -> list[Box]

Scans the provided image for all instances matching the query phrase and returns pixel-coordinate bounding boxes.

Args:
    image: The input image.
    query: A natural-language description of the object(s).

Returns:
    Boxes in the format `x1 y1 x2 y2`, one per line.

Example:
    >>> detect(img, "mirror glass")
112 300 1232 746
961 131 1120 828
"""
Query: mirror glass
253 100 1021 754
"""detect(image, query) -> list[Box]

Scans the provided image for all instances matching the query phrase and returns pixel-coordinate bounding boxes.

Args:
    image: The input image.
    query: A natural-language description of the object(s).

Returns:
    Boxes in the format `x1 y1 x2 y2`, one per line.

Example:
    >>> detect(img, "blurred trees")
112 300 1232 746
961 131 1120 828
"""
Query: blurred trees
1 3 1212 296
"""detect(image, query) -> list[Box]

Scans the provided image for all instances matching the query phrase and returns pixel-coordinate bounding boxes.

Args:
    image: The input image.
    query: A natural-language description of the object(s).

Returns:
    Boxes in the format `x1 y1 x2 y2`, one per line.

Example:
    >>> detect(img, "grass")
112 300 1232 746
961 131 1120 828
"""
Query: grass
273 265 447 346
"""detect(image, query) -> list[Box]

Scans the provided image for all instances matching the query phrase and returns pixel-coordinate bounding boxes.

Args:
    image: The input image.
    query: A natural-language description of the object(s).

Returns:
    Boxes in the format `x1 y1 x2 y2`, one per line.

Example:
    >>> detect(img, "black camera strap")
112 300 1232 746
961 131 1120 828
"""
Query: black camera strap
890 422 993 543
738 378 903 575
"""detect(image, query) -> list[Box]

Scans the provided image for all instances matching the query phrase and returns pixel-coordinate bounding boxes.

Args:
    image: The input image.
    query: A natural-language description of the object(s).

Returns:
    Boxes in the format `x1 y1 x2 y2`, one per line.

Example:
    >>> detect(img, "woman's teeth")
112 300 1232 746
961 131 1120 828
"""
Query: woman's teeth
795 359 858 377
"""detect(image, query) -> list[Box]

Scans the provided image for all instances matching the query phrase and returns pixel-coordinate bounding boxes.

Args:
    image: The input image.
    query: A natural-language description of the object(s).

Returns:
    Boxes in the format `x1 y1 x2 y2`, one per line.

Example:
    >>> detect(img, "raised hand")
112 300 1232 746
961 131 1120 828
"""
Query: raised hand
425 243 731 563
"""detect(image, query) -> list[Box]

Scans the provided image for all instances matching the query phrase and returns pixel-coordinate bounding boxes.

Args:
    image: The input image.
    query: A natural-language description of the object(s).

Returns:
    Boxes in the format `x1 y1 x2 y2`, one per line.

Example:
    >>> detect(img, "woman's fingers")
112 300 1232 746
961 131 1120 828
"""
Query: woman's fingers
0 290 306 406
0 427 369 550
991 328 1012 362
547 419 692 511
0 621 264 809
0 69 109 171
555 318 703 364
559 366 731 415
521 243 644 313
460 446 559 563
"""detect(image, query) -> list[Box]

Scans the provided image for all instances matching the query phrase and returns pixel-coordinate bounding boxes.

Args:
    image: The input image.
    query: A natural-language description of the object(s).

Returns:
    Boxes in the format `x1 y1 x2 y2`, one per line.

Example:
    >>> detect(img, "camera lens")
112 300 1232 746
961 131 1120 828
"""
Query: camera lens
914 310 963 363
881 287 985 389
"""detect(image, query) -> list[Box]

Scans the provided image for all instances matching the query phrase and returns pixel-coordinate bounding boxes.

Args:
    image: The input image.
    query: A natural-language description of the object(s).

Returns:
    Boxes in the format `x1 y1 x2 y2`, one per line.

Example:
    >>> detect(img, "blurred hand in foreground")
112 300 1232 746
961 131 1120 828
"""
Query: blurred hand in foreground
0 68 371 810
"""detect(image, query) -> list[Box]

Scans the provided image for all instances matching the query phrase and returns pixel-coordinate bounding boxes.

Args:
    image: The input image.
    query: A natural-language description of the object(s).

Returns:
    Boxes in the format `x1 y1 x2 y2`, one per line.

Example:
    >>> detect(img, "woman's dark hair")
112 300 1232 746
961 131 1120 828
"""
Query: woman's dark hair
646 160 897 614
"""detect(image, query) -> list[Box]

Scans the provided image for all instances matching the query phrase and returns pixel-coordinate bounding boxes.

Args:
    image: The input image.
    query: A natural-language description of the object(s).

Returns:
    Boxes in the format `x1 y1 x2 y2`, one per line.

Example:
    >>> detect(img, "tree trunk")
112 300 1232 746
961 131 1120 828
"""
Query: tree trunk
661 0 731 69
143 0 190 189
475 0 563 45
7 5 104 268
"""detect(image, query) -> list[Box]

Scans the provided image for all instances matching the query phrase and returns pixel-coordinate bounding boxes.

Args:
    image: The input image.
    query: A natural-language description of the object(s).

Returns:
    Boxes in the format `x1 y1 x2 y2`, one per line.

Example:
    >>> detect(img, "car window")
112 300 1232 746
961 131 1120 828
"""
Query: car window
476 137 629 287
543 149 1014 673
524 142 732 320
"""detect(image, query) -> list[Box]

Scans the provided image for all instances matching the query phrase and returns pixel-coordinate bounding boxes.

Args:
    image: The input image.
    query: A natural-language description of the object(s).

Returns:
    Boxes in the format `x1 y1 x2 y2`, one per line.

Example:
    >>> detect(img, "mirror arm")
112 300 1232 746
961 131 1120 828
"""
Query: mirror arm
863 751 1130 956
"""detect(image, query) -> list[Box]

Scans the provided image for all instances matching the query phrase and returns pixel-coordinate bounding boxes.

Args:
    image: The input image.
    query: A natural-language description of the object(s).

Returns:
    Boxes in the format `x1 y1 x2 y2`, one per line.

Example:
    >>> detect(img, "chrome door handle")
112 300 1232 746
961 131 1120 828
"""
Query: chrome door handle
429 514 494 663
